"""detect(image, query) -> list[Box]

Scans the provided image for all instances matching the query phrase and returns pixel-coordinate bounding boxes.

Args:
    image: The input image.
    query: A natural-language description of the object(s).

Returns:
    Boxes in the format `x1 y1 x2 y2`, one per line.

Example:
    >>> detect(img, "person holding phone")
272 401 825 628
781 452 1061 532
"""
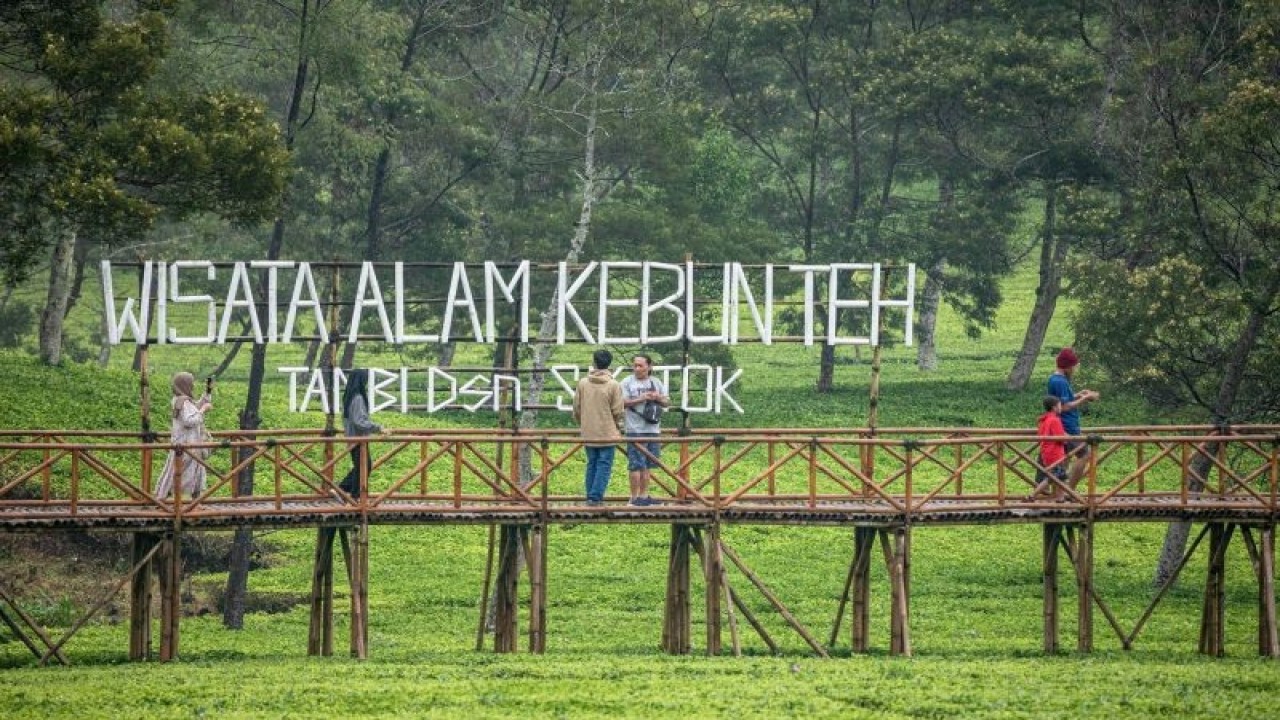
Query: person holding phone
621 354 669 507
155 372 212 500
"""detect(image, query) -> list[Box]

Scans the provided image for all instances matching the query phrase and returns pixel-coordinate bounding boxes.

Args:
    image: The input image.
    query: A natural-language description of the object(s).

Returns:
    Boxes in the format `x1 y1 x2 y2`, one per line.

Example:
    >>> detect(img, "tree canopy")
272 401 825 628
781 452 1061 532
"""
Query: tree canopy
0 0 288 284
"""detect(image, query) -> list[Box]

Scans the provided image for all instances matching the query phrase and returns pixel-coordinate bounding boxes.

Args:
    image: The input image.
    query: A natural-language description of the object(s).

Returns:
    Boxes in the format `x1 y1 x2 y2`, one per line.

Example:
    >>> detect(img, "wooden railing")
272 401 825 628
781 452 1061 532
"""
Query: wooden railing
0 426 1277 524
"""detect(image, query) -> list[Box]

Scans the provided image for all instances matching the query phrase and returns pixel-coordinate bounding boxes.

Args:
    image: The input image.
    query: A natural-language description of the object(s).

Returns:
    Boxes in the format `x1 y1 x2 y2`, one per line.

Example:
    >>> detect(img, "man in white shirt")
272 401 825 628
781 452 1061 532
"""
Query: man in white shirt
620 354 669 506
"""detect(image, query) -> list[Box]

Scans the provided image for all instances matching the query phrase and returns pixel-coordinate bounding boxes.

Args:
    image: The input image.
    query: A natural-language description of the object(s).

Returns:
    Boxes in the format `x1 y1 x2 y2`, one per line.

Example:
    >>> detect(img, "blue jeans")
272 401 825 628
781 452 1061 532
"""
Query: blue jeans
584 445 615 502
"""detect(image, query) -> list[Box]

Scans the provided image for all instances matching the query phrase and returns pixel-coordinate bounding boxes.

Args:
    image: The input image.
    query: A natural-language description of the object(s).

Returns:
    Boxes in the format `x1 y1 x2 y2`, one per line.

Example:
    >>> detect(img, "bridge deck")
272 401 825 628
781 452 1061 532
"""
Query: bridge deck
0 495 1273 532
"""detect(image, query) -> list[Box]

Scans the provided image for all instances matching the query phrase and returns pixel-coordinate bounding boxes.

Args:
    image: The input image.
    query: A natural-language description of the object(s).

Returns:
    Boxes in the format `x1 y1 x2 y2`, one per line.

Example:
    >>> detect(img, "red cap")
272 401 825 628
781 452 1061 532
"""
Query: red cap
1056 347 1079 369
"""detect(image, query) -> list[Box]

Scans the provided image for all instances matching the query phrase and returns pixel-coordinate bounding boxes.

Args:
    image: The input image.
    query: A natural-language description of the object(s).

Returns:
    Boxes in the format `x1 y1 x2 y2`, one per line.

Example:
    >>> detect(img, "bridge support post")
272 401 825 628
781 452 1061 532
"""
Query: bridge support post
157 532 182 662
1074 523 1094 653
1042 524 1061 654
1199 522 1232 656
1260 525 1278 658
886 526 912 656
663 524 696 654
340 524 370 659
493 524 522 653
308 527 336 656
851 527 874 653
703 523 722 656
129 532 159 660
527 524 547 654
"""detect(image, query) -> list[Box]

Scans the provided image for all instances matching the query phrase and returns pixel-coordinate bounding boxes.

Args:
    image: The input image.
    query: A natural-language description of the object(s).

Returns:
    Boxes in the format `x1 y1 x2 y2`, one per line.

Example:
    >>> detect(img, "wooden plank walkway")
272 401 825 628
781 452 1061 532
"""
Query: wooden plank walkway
0 494 1274 531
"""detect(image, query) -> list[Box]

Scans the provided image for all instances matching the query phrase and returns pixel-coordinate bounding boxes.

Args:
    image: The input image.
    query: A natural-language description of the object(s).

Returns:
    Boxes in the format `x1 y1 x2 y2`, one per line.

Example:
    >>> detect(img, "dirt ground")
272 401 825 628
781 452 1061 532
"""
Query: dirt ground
0 531 293 628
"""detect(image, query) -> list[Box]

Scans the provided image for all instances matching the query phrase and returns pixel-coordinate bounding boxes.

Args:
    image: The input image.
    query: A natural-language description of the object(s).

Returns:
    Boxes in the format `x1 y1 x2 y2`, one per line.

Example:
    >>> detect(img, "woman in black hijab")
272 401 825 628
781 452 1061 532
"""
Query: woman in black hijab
339 369 382 497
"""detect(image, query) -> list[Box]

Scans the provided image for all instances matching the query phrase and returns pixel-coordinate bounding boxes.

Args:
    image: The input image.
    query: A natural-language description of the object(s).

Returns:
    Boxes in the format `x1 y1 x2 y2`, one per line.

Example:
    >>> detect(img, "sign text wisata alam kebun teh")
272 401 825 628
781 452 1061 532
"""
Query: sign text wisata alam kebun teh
100 260 917 347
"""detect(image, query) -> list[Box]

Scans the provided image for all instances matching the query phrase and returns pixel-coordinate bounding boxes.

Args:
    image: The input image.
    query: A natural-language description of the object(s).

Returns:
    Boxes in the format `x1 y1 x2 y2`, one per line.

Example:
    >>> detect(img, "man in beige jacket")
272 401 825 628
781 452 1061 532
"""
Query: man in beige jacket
573 349 625 506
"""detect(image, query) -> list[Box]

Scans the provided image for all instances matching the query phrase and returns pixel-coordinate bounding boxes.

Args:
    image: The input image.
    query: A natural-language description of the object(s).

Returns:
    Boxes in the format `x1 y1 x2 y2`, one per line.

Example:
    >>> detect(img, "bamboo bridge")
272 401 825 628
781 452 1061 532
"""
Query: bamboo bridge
1 425 1277 665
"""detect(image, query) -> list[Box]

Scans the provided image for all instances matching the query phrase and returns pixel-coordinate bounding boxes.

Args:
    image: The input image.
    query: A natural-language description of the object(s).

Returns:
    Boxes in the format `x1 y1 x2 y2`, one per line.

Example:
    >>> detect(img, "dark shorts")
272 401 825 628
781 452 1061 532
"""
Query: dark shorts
1035 462 1067 486
1065 438 1090 458
626 435 661 471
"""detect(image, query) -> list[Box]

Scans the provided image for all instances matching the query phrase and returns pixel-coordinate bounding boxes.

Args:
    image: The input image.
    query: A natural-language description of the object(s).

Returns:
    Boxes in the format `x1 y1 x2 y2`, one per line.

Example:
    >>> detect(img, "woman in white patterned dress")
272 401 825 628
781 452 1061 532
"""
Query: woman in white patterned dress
154 372 212 500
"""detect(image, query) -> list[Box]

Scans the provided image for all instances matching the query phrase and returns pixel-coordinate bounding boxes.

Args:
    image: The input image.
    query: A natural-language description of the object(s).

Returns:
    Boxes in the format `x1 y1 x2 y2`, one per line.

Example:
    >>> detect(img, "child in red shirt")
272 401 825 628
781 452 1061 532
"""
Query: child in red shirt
1031 395 1068 500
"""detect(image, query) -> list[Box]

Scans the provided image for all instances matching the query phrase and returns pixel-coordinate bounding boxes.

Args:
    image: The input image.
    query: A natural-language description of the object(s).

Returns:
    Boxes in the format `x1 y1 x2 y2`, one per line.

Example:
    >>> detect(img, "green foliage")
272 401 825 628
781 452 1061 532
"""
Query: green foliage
1074 0 1280 423
0 0 288 283
0 301 34 348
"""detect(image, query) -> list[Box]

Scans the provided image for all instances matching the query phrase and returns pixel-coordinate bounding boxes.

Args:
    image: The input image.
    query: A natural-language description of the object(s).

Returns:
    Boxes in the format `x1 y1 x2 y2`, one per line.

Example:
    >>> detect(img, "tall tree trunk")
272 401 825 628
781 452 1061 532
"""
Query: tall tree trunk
816 344 836 393
1006 183 1067 390
487 61 603 630
38 228 77 365
1152 277 1280 586
438 341 457 368
224 231 290 631
339 340 358 370
62 233 92 320
302 338 320 369
915 259 945 371
916 176 954 371
224 0 314 629
516 58 603 484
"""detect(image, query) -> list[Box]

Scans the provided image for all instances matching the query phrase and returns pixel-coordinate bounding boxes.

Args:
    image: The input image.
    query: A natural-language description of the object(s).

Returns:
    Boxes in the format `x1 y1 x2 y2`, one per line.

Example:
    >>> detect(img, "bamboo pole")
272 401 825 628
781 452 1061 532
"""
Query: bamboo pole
704 524 722 656
0 607 44 661
1124 523 1211 649
1261 525 1278 658
308 527 336 656
852 527 874 653
158 533 181 662
322 529 335 656
1199 523 1231 656
726 581 779 654
352 522 369 658
129 532 157 660
828 532 858 648
720 545 741 657
476 524 496 651
493 525 521 653
39 539 163 666
720 541 829 658
0 584 68 665
1043 524 1059 654
688 531 774 655
1074 524 1093 653
530 525 547 654
889 526 911 656
869 344 882 431
1057 530 1127 648
662 524 692 655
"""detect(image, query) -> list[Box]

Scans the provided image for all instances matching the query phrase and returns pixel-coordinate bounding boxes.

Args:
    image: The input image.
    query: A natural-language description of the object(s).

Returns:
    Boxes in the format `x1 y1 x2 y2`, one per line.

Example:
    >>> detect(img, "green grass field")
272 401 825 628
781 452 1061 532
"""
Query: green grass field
1 267 1277 718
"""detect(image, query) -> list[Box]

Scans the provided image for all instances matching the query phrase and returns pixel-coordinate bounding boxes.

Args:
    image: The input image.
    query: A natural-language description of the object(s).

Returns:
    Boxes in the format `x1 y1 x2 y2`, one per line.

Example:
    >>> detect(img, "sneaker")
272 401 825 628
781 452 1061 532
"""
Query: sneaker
639 496 662 506
627 498 643 507
586 499 603 507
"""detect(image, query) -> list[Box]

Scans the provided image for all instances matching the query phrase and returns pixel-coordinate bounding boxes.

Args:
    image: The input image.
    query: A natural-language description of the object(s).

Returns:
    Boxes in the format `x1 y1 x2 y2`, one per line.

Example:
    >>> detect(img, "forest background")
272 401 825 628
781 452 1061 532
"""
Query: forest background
1 0 1279 717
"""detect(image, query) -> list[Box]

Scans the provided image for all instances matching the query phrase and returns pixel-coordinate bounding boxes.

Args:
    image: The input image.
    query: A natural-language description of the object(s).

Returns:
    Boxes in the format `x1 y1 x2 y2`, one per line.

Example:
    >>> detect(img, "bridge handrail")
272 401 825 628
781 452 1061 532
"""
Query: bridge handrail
1 428 1277 520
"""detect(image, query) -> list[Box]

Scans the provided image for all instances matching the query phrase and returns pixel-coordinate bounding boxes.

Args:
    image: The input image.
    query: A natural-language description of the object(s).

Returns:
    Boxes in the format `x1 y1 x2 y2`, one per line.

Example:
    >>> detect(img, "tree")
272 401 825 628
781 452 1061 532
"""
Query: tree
0 0 288 365
1072 0 1280 585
